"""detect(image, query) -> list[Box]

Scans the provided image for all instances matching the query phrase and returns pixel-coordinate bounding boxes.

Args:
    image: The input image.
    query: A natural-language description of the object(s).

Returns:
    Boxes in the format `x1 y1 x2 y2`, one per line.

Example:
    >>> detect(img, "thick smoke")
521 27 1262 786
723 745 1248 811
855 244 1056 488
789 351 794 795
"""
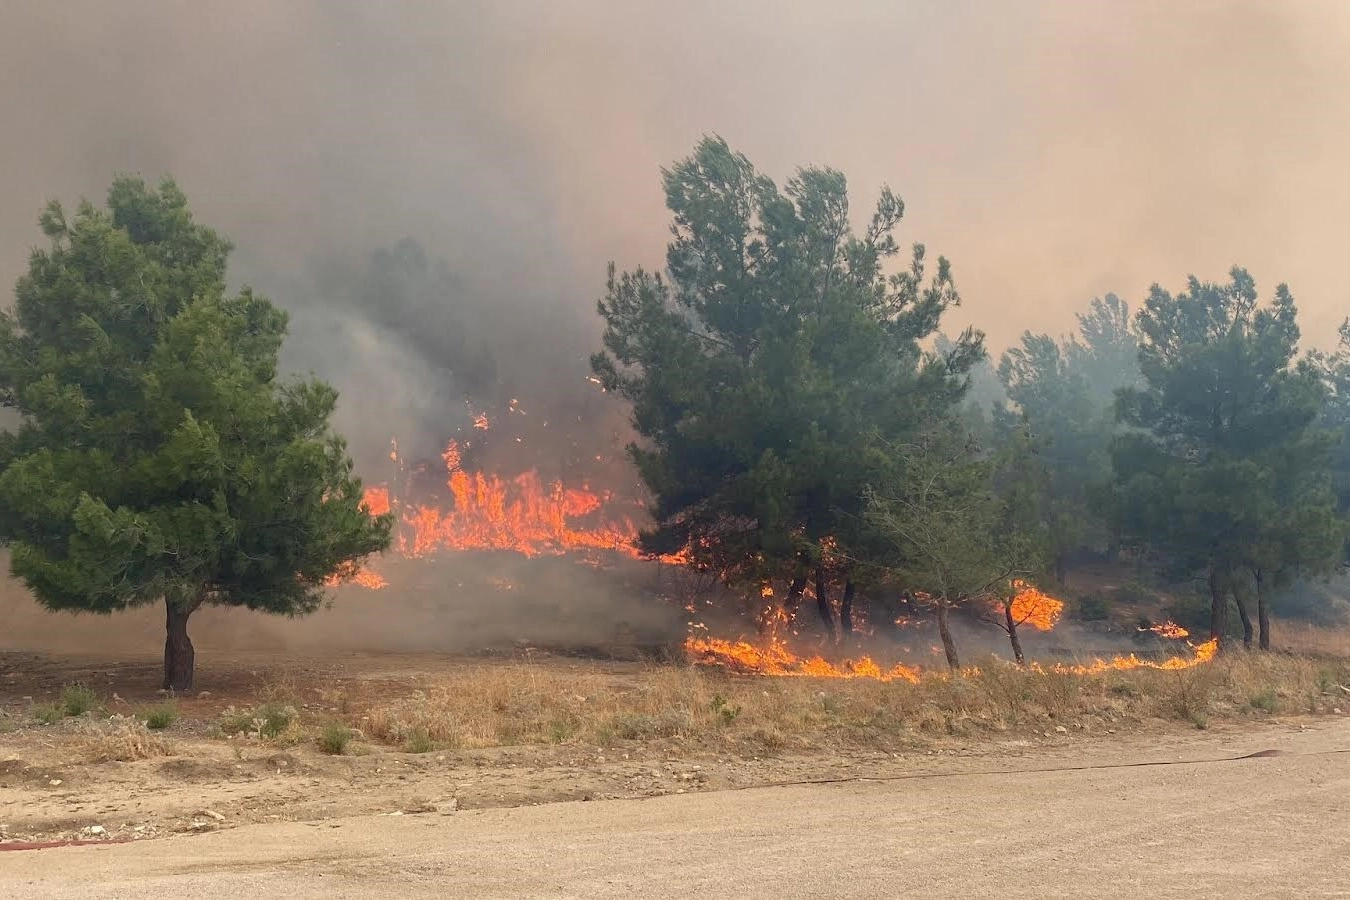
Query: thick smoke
6 3 1350 460
2 1 1350 656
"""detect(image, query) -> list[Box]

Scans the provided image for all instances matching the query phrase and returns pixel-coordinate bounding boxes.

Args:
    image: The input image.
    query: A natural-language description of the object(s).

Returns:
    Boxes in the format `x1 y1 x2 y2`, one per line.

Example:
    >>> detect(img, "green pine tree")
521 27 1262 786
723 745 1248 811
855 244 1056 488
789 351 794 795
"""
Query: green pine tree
0 177 392 690
592 136 979 635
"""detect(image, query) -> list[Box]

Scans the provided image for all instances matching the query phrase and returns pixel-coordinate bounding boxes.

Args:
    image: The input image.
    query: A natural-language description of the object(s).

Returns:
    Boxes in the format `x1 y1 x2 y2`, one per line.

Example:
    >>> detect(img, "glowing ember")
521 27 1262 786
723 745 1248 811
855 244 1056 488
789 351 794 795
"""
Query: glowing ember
472 412 490 430
1141 620 1190 640
324 564 388 591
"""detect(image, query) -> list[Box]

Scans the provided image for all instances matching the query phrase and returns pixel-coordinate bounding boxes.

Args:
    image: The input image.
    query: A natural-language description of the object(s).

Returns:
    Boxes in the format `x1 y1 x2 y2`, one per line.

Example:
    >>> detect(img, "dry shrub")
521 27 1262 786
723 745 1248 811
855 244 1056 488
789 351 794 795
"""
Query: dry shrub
1274 620 1350 659
77 716 174 762
334 651 1350 753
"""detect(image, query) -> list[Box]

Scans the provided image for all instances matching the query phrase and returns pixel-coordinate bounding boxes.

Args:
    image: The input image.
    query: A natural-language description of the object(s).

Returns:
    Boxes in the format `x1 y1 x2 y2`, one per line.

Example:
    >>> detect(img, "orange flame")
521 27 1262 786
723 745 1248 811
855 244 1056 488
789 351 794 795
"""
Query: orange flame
1003 581 1064 632
684 635 922 684
685 634 1217 682
349 439 681 569
324 562 388 590
1141 620 1190 640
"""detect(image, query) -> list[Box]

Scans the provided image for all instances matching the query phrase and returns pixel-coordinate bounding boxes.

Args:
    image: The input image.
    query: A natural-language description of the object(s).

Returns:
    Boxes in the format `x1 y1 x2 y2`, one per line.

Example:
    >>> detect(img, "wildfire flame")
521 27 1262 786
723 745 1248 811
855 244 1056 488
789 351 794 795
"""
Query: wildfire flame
684 633 1219 682
1002 581 1064 632
685 635 922 684
1142 620 1190 640
330 437 672 588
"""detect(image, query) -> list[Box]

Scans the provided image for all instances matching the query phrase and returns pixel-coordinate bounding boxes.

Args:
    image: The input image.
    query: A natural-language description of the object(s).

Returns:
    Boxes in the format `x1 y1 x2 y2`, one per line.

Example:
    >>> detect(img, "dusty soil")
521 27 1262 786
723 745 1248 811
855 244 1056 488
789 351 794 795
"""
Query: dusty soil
3 715 1348 898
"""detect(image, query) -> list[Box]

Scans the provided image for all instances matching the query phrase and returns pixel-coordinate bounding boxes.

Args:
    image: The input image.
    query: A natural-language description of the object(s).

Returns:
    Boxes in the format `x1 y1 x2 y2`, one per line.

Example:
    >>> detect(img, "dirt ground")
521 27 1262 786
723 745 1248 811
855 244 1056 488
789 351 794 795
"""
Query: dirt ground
2 644 1348 851
3 714 1347 898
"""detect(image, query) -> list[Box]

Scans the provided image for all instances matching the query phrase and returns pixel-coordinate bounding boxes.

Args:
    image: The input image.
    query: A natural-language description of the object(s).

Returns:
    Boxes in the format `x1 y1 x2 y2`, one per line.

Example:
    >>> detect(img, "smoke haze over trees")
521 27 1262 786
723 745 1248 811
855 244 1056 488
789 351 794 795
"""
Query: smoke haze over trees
6 2 1350 473
3 3 1350 666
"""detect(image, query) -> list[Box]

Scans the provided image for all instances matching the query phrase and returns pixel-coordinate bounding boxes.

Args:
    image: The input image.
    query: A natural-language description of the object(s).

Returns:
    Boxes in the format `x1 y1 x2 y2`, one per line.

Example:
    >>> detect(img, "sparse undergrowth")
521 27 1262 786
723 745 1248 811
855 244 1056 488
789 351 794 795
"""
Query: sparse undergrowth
8 652 1345 761
315 652 1350 754
141 701 179 731
76 716 175 762
218 702 301 743
317 721 354 755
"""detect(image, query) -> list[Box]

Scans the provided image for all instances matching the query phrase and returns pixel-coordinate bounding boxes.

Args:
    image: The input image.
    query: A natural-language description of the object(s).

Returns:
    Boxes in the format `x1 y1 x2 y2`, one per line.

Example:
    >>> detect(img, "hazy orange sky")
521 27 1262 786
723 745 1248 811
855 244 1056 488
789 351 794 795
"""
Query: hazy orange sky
2 1 1347 354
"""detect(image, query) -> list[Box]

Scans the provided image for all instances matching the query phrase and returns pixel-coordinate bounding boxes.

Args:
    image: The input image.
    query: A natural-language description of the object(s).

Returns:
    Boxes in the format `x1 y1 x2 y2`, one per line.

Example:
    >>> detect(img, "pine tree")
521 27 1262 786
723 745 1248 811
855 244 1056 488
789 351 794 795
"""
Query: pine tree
0 177 392 690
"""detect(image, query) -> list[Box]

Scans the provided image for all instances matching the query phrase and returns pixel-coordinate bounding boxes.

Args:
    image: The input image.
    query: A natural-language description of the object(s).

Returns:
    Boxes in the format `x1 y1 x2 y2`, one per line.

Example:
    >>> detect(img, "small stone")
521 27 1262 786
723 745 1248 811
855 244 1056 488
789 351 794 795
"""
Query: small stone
48 779 62 787
1334 708 1344 715
200 809 226 822
440 797 459 813
85 825 107 836
197 691 212 699
1055 726 1068 734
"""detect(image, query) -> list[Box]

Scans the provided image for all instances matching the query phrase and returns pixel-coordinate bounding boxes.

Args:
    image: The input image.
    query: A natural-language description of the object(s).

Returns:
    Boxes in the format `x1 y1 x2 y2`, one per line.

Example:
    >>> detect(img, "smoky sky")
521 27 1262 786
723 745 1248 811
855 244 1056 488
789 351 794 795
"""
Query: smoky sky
3 0 1350 473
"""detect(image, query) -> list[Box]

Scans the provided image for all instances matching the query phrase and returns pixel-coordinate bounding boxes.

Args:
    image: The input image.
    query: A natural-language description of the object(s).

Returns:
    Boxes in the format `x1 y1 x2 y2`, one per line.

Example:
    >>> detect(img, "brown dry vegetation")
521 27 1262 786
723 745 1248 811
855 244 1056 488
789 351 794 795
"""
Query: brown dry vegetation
9 651 1348 760
294 652 1350 754
2 644 1348 847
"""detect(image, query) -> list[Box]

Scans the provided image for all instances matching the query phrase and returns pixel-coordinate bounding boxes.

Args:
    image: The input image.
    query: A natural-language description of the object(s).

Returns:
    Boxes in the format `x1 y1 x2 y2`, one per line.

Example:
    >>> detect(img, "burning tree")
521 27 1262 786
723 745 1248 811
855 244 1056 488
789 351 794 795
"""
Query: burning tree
0 177 392 691
863 418 1049 668
591 136 980 629
982 581 1064 665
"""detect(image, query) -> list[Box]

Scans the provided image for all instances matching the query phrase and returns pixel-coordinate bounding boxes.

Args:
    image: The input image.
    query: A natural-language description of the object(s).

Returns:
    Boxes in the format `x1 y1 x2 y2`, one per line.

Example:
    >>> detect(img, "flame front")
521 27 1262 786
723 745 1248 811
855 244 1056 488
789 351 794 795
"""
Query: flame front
685 633 1219 682
685 634 922 684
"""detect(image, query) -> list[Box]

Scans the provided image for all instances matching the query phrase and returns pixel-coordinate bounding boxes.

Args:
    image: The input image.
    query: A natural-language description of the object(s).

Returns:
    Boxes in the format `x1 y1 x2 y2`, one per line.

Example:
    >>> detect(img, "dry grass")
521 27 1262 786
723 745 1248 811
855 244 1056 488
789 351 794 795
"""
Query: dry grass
1272 619 1350 659
324 652 1350 753
75 716 175 762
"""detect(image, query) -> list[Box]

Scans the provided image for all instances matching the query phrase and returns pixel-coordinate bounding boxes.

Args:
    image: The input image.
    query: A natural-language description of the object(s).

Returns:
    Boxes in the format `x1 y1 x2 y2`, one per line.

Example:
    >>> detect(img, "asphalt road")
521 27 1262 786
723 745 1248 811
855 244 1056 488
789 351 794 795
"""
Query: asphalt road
4 720 1349 899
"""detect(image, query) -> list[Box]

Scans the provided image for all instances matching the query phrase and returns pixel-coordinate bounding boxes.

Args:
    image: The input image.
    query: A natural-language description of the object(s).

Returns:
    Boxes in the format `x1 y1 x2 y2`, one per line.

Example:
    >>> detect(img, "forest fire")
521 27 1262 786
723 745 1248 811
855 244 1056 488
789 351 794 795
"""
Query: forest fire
334 438 664 574
684 634 923 683
685 631 1219 682
684 582 1217 682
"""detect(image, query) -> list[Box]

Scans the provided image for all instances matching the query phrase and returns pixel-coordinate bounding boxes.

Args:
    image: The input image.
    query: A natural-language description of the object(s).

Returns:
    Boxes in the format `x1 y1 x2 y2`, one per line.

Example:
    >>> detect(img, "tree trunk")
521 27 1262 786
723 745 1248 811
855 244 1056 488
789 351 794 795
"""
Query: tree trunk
163 598 199 693
1053 552 1067 587
814 568 835 640
1004 602 1025 665
840 579 855 635
1208 564 1228 652
1233 586 1254 651
936 602 960 670
1255 568 1271 651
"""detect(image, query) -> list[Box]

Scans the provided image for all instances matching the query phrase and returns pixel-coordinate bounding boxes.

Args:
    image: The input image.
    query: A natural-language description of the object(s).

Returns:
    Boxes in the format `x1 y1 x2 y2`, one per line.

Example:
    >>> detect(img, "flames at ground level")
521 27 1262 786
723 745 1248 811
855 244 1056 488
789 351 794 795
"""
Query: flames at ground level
684 634 1220 682
327 440 1221 679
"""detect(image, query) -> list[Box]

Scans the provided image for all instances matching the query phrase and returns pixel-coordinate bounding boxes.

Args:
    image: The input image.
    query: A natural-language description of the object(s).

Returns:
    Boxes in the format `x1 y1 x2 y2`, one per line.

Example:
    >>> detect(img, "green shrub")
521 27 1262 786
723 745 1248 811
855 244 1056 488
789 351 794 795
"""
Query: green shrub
1073 593 1111 622
317 721 353 755
219 702 298 740
33 703 64 725
142 702 179 731
61 683 99 717
404 727 437 754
